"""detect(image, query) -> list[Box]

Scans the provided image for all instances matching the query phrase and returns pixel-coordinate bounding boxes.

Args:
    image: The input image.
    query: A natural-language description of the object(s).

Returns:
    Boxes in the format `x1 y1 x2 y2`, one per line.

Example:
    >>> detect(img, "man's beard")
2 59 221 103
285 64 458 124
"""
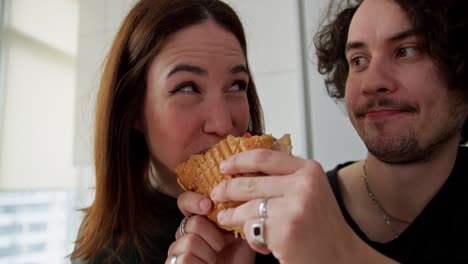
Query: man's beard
363 118 461 164
352 95 467 164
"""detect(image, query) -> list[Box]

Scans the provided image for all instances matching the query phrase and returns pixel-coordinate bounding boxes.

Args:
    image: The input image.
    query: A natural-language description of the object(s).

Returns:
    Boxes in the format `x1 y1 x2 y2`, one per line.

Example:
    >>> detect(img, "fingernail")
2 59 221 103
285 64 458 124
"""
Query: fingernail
219 161 227 173
199 198 211 212
217 211 225 224
210 187 218 200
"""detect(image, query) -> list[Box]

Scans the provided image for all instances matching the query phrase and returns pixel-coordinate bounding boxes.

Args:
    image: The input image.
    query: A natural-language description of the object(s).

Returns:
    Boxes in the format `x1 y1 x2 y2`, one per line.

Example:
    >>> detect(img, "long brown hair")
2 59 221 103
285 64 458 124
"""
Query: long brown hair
71 0 263 261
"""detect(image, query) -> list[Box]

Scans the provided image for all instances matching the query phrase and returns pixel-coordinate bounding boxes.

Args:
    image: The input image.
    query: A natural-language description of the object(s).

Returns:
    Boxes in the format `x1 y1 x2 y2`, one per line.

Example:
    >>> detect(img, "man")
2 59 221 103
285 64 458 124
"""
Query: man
314 0 468 262
170 0 468 263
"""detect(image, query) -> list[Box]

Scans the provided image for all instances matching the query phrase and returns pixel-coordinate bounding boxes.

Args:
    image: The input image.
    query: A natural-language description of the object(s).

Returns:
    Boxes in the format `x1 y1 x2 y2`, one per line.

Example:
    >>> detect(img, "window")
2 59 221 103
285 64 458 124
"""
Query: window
0 1 83 263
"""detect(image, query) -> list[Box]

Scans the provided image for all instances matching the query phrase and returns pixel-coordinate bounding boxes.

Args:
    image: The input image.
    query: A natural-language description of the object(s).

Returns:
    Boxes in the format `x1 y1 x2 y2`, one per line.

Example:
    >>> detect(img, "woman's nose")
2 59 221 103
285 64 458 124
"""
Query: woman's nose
202 96 234 137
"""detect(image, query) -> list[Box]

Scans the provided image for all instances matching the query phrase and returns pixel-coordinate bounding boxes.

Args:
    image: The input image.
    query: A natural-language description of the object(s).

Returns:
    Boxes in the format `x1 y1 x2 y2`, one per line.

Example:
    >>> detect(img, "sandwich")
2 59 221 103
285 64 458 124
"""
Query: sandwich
175 133 292 238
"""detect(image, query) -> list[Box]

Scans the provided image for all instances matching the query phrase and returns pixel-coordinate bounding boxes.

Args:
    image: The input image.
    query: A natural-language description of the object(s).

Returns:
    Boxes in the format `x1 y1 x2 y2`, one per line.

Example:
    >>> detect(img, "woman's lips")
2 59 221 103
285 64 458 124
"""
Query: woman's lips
196 142 219 155
196 148 210 155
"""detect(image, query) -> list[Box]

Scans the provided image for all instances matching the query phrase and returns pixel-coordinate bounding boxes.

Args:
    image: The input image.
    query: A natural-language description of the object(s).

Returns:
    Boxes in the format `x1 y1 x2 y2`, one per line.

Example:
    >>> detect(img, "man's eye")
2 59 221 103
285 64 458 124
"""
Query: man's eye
229 80 248 92
350 56 368 67
396 47 419 58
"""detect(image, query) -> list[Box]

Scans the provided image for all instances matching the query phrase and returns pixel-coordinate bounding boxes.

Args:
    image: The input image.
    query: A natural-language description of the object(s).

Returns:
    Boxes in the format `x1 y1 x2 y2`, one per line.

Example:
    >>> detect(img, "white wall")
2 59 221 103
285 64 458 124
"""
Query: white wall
73 0 136 168
301 0 366 170
225 0 308 158
0 0 78 189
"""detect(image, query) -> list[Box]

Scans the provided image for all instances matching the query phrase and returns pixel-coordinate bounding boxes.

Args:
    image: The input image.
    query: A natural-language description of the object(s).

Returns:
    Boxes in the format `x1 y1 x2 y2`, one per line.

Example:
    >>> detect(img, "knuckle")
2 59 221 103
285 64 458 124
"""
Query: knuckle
167 242 176 255
224 177 258 197
303 159 323 173
295 160 324 189
182 233 200 250
302 173 316 191
288 197 307 218
252 148 273 164
188 215 204 230
232 203 247 221
176 253 195 264
219 179 231 196
239 177 258 196
282 211 305 241
214 180 230 199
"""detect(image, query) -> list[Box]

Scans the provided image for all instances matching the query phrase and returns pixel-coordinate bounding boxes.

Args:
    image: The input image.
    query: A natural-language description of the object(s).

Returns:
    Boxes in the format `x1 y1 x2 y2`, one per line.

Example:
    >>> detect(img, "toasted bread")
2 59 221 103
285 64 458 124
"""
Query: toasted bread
175 134 292 237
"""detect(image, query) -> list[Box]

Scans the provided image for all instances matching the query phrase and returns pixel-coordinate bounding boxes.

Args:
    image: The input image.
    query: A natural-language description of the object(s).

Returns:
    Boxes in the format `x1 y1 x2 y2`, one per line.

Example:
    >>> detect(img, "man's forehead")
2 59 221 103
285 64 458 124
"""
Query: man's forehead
347 0 413 43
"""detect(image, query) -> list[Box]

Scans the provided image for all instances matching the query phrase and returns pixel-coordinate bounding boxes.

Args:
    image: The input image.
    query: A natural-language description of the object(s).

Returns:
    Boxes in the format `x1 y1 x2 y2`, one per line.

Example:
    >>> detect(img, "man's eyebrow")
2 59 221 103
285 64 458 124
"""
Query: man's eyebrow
230 64 248 74
167 64 207 78
388 28 421 42
345 28 421 54
345 41 365 54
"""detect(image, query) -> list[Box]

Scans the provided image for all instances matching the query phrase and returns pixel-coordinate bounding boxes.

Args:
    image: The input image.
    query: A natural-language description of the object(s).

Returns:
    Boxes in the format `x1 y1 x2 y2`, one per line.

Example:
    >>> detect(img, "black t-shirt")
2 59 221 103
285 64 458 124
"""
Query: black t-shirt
255 252 279 264
72 190 185 264
327 147 468 263
74 189 280 263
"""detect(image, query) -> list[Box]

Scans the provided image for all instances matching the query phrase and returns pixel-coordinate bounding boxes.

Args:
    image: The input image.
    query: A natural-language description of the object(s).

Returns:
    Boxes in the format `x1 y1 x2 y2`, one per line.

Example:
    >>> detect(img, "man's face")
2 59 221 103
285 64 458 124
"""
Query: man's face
344 0 468 163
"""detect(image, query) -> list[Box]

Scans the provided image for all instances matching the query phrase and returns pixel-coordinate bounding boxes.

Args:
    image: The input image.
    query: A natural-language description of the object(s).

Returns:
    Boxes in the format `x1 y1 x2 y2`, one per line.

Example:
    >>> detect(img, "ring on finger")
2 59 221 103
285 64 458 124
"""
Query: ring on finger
252 218 266 245
258 197 270 219
170 255 178 264
179 216 190 237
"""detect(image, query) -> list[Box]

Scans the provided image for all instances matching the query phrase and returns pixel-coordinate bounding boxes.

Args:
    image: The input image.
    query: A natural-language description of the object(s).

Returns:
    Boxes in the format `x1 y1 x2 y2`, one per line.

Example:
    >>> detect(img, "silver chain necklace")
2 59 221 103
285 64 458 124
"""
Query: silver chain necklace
362 160 401 238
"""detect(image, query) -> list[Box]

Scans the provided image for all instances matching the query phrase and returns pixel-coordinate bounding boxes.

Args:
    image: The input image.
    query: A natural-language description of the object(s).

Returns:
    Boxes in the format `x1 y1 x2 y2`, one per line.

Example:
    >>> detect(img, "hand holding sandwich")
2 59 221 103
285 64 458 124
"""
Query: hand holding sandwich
167 134 396 264
209 150 397 264
208 150 349 263
166 134 290 264
167 191 255 264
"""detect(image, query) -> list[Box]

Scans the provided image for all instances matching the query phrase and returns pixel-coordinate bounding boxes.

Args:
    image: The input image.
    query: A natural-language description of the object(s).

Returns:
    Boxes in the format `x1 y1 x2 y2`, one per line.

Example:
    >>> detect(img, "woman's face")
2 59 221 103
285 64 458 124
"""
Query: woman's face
141 20 250 180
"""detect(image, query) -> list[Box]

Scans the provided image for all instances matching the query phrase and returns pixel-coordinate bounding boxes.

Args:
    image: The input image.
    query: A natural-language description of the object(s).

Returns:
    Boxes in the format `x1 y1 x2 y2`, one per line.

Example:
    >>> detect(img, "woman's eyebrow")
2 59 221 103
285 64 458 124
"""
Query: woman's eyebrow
167 64 207 78
230 64 248 74
167 64 248 78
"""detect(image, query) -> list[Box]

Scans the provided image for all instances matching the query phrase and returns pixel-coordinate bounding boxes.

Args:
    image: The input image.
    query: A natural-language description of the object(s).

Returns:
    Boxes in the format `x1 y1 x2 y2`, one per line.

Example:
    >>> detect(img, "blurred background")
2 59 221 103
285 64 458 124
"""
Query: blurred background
0 0 364 263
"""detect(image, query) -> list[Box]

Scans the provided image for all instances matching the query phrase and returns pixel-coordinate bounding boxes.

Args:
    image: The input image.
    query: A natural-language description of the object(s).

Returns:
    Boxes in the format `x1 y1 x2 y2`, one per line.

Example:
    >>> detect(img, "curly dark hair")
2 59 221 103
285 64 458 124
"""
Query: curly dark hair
314 0 468 144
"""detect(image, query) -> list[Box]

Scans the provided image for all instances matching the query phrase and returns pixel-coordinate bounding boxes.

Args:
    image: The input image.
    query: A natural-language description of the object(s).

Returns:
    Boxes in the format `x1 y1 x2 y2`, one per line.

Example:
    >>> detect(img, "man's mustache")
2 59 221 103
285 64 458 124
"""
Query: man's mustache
355 98 419 118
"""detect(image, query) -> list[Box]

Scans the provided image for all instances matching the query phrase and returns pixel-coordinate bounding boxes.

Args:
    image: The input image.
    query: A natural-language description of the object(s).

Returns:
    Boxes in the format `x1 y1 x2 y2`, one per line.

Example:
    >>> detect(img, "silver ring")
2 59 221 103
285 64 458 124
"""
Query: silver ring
179 216 189 237
170 255 178 264
258 197 270 219
252 218 266 245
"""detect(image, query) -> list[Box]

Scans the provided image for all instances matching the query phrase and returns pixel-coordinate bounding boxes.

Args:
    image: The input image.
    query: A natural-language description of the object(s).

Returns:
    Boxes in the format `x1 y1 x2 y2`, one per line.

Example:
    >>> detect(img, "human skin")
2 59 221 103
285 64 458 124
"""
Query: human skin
139 20 251 198
345 0 467 164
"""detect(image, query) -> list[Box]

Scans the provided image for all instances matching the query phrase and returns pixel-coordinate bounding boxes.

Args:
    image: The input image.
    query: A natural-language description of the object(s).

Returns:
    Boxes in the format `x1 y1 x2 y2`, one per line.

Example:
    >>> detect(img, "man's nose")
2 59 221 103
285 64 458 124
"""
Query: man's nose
202 96 234 137
360 58 398 96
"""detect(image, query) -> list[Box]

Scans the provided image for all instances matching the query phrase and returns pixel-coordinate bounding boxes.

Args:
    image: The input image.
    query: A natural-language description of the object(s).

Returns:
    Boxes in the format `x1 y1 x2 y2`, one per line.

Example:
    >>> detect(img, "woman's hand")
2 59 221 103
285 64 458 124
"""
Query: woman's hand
210 149 397 264
165 191 255 264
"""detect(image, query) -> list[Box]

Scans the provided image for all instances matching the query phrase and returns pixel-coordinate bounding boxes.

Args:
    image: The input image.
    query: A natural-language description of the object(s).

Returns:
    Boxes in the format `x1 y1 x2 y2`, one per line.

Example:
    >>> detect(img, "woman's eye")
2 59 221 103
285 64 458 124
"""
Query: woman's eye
396 47 419 58
171 82 198 93
229 80 248 92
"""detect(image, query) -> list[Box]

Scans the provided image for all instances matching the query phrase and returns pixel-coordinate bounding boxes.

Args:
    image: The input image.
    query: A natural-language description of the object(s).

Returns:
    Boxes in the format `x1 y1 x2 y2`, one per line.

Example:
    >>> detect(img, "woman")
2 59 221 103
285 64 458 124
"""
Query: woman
70 0 263 263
